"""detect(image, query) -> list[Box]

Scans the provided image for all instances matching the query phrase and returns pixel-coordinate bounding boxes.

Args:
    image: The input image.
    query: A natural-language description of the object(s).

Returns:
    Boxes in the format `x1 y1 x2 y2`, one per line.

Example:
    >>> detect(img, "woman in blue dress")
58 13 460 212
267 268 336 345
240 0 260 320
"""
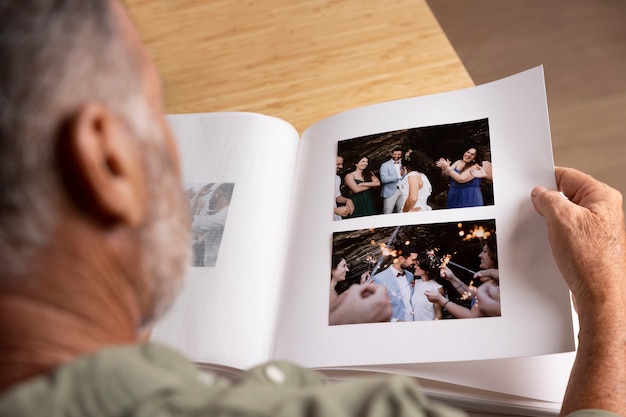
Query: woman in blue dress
435 147 484 208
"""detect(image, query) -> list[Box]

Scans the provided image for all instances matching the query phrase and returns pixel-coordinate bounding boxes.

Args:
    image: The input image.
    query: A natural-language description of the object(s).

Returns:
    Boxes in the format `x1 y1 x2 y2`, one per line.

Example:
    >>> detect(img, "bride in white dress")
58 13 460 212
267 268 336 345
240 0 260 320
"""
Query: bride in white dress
401 150 432 212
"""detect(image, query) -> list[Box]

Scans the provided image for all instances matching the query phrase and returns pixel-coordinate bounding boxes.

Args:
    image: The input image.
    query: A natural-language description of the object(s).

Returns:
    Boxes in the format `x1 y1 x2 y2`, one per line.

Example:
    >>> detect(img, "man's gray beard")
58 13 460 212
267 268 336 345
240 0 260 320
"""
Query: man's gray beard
138 138 191 328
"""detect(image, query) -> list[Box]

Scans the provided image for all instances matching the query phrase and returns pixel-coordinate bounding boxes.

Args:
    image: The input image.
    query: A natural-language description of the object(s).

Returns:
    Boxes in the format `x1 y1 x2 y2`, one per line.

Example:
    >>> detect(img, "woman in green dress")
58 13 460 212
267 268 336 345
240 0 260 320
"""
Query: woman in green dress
344 156 380 218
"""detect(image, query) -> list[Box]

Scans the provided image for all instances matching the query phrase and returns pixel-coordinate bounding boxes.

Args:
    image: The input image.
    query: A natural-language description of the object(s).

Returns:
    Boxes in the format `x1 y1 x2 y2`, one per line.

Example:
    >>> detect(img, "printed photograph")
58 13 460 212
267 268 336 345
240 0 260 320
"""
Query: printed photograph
330 219 499 325
186 182 235 267
333 119 493 220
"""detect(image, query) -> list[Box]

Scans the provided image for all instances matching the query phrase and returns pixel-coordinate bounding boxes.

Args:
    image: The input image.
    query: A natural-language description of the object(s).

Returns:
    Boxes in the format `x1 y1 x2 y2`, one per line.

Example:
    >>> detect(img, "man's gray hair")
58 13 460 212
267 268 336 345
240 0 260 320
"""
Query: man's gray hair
0 0 148 276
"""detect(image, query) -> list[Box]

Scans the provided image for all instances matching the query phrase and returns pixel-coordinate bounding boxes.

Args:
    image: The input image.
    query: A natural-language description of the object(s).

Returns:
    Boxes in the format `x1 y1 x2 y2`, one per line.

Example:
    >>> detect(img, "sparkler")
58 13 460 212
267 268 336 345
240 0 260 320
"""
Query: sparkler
428 249 476 277
428 249 478 301
361 223 491 284
365 254 376 274
368 225 402 279
447 260 477 276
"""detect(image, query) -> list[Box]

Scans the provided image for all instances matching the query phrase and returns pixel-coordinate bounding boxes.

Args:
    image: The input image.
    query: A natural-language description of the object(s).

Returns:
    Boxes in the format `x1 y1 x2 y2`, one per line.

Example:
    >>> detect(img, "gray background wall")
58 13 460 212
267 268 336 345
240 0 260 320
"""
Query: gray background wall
427 0 626 208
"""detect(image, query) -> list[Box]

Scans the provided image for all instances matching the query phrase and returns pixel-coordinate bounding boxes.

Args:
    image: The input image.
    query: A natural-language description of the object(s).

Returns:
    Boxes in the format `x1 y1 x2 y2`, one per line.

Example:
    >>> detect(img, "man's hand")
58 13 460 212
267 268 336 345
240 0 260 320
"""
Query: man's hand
531 167 626 314
531 166 626 416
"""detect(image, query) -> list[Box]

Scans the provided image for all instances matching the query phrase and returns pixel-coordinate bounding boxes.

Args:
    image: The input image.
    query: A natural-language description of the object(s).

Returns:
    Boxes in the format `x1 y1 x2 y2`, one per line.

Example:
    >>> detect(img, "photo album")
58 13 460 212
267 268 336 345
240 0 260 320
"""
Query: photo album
151 66 577 415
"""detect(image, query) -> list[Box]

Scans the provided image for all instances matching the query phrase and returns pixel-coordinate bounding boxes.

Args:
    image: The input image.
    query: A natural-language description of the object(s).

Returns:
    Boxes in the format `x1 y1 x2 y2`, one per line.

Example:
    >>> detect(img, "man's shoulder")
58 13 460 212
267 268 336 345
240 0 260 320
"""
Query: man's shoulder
0 343 208 417
373 268 392 281
0 344 467 417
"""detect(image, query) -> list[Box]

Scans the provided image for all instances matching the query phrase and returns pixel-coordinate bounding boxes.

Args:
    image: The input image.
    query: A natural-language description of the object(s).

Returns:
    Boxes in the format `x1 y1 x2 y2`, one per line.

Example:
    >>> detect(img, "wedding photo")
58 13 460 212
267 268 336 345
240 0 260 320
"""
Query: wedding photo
152 67 576 412
333 119 494 220
330 219 499 324
186 182 235 267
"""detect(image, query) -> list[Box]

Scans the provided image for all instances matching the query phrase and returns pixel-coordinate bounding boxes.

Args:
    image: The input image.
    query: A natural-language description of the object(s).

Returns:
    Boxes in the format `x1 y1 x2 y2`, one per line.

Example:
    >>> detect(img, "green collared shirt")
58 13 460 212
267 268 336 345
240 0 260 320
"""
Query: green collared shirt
0 343 465 417
0 343 618 417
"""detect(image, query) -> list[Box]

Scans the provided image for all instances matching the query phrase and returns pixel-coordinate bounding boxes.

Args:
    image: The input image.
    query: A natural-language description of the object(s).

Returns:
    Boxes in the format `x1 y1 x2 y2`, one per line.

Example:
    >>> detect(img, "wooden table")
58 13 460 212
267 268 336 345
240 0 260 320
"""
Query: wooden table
125 0 473 133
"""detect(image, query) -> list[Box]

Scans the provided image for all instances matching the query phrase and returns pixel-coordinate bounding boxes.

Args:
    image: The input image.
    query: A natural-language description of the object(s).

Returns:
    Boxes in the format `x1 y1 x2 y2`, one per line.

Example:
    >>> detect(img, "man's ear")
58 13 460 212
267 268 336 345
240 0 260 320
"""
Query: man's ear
58 104 147 227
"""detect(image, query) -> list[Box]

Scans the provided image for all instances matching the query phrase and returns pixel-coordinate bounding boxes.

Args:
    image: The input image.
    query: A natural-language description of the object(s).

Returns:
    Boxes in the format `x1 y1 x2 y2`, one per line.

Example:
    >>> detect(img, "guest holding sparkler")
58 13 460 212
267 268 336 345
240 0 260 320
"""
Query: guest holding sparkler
425 238 500 318
411 252 445 321
329 255 356 310
330 255 390 325
439 264 474 300
436 147 484 208
330 255 348 310
443 240 499 299
345 155 380 218
401 150 433 212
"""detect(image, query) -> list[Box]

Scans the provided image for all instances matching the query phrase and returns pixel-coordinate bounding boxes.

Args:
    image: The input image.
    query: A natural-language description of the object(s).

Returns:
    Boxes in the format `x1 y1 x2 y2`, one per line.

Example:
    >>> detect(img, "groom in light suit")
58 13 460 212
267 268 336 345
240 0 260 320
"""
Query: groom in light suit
373 247 418 321
380 147 404 214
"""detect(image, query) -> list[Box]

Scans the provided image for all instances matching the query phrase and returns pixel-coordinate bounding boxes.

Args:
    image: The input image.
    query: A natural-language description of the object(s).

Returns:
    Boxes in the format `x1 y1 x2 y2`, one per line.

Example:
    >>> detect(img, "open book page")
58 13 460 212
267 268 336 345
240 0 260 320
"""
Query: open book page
321 355 575 415
151 112 300 370
327 351 575 405
361 305 579 404
273 67 575 371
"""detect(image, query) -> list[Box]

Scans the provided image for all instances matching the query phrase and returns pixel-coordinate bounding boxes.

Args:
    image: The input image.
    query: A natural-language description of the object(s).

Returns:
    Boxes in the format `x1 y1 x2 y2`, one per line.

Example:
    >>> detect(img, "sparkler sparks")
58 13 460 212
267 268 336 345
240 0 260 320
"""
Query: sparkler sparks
368 225 402 276
357 223 494 288
462 225 492 241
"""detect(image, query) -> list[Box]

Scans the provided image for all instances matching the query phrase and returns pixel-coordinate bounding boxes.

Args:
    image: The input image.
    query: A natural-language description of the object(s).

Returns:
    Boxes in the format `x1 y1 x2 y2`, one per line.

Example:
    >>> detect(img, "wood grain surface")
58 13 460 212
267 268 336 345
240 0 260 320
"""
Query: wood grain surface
124 0 473 133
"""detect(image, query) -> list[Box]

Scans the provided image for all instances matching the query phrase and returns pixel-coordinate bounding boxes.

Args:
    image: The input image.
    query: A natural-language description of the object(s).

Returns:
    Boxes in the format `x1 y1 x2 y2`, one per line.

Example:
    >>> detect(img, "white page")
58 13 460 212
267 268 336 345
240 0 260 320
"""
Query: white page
273 67 575 368
151 112 300 370
380 301 579 403
337 351 575 404
321 354 575 413
363 303 580 403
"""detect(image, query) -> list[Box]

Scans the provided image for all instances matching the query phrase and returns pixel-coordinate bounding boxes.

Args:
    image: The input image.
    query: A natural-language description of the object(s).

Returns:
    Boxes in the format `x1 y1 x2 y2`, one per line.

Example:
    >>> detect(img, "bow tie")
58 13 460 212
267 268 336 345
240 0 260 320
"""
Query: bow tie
394 161 400 164
396 272 405 277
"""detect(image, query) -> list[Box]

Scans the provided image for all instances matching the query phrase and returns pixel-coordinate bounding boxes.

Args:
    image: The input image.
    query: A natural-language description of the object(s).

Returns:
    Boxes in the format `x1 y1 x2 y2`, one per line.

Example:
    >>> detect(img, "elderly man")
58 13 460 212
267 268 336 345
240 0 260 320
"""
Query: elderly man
0 1 624 417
